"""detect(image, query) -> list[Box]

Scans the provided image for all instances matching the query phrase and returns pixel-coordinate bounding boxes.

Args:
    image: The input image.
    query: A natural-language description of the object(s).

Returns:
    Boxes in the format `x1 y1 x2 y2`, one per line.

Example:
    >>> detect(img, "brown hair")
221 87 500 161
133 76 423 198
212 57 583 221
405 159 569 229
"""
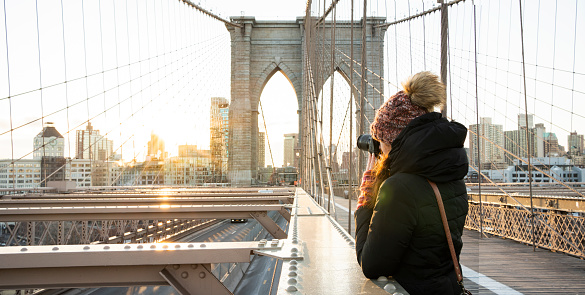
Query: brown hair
365 153 392 208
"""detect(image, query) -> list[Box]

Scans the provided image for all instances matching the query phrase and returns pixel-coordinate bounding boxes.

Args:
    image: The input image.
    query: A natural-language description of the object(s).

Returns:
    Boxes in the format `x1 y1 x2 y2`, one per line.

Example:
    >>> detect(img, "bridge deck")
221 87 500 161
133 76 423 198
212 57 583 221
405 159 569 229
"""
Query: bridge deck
460 230 585 294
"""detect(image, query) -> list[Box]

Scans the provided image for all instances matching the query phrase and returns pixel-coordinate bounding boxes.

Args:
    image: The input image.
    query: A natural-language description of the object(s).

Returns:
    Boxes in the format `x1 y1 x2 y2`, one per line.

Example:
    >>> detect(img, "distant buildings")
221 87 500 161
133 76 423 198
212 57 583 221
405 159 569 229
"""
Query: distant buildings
503 114 550 165
165 149 214 185
75 122 114 161
33 122 64 159
283 133 297 167
210 97 229 182
0 159 41 189
568 131 584 156
469 117 505 169
33 122 66 186
147 133 166 160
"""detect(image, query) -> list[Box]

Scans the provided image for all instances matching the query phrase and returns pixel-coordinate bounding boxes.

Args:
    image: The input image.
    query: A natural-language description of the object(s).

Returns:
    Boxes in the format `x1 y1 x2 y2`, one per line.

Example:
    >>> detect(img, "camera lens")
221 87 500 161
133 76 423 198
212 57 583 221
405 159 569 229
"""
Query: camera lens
357 134 372 152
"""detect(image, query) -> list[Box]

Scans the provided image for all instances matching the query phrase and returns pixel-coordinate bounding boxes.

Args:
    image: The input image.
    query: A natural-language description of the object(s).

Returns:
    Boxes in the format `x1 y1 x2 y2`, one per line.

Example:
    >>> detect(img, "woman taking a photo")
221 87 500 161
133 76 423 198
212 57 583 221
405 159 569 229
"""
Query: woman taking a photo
355 71 469 294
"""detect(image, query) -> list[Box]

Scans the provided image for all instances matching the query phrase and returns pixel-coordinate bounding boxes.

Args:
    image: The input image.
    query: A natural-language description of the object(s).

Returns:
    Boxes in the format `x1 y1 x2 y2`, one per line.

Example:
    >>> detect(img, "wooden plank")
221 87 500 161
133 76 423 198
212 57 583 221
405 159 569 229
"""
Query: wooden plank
460 230 585 294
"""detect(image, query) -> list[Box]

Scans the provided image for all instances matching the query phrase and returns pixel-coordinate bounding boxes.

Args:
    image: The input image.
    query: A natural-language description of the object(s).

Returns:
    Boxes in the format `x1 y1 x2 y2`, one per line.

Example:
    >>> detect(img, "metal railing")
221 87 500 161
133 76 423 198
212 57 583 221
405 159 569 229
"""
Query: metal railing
465 202 585 259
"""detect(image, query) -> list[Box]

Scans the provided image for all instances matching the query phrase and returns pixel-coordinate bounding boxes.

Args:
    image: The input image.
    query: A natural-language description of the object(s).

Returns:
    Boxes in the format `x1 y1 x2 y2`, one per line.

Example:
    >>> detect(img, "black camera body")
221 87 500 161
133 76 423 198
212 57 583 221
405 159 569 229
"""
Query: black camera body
357 134 381 156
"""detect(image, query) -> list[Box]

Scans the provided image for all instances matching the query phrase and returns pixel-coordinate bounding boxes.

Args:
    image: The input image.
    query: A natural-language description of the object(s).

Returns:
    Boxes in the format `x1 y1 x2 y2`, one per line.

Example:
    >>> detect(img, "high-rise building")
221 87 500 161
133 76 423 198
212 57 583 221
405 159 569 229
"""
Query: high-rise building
65 159 93 187
0 159 41 189
76 122 114 161
147 132 166 160
469 117 505 169
178 145 198 157
544 132 560 156
33 122 66 186
210 97 229 181
33 122 65 159
503 115 547 165
568 131 584 156
518 113 534 129
258 132 265 169
283 133 297 167
534 123 546 158
164 149 214 185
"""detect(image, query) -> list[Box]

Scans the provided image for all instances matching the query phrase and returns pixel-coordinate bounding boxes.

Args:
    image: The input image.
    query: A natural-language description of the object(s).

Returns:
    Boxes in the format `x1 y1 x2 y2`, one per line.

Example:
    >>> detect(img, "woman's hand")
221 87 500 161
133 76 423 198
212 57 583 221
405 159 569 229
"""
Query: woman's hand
366 153 377 171
357 153 378 210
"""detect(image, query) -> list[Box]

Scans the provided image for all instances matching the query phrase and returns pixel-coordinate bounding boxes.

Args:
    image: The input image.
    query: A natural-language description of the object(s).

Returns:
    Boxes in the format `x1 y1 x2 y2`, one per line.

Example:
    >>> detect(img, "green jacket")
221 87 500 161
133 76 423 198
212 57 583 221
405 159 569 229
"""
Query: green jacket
355 113 469 295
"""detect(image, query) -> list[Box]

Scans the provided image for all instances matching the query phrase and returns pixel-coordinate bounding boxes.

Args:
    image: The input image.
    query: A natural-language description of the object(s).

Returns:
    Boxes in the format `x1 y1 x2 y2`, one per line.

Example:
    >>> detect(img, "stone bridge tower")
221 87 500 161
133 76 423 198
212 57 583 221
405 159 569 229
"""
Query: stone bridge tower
226 16 386 185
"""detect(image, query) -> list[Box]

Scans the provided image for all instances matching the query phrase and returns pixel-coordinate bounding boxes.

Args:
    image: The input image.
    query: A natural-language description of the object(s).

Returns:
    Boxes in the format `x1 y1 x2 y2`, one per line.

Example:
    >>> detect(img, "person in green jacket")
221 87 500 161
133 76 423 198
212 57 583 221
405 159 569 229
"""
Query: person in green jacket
354 71 469 295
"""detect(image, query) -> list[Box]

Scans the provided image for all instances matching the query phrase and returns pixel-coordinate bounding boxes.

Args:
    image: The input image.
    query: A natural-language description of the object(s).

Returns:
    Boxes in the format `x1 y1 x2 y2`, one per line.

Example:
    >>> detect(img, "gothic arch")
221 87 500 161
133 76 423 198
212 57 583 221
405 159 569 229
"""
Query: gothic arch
253 60 302 110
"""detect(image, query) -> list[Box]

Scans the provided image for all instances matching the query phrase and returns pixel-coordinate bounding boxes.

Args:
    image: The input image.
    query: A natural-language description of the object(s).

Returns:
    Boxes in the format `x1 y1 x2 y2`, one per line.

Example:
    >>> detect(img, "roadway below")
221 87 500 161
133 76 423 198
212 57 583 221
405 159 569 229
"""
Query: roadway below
60 211 288 295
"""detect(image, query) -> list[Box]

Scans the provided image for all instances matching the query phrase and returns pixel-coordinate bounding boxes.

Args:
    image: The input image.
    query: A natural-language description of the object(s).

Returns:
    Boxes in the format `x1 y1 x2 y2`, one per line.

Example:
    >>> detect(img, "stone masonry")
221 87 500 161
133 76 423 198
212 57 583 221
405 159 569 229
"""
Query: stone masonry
226 16 386 185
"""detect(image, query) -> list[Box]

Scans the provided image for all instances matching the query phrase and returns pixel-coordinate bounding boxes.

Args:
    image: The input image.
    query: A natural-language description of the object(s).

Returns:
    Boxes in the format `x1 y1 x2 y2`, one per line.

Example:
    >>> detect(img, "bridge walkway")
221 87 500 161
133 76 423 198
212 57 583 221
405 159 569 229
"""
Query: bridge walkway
327 193 585 294
460 230 585 294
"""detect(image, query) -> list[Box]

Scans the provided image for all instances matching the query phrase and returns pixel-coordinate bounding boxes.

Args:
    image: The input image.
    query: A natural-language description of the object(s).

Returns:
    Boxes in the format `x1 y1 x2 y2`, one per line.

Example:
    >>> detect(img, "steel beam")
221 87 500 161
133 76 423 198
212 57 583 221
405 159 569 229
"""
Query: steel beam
0 204 285 222
0 241 289 291
0 196 293 208
160 264 231 295
250 212 287 239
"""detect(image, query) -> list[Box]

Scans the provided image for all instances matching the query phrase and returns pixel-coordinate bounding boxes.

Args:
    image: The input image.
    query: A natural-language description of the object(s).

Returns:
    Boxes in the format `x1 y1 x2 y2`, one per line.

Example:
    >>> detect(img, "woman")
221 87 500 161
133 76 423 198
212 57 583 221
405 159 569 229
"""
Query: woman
354 71 469 294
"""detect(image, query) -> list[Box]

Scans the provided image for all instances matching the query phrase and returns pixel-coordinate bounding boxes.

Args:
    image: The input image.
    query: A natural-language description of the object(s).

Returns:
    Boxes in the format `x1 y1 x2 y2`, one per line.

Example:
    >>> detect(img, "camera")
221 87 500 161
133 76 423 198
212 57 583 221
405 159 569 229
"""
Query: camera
357 134 381 156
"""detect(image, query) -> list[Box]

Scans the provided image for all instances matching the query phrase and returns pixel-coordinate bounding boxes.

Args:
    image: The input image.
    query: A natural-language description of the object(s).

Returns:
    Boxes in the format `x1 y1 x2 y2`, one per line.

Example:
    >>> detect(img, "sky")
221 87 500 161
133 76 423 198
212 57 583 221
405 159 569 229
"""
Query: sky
1 0 583 168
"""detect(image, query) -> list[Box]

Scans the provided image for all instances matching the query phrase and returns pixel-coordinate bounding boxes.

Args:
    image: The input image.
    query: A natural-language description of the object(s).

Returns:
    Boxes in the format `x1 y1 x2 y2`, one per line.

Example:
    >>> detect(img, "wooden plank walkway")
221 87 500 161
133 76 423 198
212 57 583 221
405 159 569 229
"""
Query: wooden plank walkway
325 193 585 294
460 230 585 294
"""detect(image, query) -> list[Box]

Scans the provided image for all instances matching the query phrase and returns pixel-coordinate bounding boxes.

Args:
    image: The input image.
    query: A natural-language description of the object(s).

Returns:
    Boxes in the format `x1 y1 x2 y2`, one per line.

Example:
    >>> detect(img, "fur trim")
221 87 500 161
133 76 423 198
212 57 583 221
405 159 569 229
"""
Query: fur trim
401 71 446 112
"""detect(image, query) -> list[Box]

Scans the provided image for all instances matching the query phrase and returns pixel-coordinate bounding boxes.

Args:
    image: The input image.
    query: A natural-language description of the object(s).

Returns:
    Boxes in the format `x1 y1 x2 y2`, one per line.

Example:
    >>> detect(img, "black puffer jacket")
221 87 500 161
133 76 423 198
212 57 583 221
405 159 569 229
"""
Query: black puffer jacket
355 112 469 295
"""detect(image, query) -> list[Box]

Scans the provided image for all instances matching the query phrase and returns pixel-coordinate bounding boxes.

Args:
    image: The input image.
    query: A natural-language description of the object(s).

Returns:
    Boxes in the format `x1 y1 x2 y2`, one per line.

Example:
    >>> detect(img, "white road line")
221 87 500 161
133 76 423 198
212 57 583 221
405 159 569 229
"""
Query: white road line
462 263 523 294
324 196 355 214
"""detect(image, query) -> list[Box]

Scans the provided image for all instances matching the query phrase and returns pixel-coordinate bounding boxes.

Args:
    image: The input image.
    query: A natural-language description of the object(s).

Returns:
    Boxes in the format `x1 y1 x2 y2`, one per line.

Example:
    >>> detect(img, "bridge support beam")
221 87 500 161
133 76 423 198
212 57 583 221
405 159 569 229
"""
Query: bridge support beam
160 264 231 295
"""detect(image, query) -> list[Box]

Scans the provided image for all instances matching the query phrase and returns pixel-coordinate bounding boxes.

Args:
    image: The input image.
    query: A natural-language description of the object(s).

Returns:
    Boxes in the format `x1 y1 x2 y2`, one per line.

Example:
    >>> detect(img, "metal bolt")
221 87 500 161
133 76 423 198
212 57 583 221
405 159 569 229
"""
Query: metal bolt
288 278 297 285
291 247 298 253
104 246 110 250
286 285 298 292
188 244 194 248
200 243 206 248
150 245 156 249
162 245 168 249
377 276 388 282
137 245 143 249
199 272 206 279
191 264 198 269
384 283 396 292
124 245 131 249
20 248 27 252
173 264 180 270
291 253 298 257
289 265 297 271
175 244 181 248
289 260 298 265
181 272 188 279
288 271 297 277
84 246 91 250
393 292 404 295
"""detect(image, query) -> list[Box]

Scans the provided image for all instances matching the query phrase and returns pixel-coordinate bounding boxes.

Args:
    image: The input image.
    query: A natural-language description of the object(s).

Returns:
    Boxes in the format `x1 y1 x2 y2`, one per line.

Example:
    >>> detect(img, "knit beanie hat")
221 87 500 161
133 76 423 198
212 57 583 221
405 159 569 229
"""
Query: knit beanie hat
370 71 446 145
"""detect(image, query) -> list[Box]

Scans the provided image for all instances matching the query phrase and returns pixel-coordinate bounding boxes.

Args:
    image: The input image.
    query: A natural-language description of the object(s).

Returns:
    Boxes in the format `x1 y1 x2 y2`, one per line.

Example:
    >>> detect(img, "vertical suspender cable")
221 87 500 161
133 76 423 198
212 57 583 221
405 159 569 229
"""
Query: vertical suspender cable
348 0 355 234
472 0 483 238
3 0 15 190
569 0 578 135
517 0 536 251
422 0 426 70
440 0 449 116
328 4 336 214
358 0 367 175
60 0 71 179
